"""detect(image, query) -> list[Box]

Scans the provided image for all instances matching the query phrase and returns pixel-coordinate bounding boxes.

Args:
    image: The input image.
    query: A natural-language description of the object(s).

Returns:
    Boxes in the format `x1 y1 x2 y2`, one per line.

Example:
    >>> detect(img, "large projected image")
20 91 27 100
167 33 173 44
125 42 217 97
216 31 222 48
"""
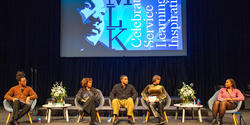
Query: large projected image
61 0 186 57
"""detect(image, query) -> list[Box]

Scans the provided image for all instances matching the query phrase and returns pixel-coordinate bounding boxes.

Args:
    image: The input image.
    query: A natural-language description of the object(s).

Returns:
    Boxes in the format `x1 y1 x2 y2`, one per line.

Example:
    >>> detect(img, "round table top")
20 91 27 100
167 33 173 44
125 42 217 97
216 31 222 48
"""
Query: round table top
174 103 203 108
42 103 72 108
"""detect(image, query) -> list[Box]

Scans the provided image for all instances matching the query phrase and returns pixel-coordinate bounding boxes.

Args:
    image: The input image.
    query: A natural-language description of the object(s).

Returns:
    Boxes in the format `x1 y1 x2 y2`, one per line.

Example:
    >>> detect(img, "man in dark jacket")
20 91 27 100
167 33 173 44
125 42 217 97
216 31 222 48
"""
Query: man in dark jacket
109 75 138 124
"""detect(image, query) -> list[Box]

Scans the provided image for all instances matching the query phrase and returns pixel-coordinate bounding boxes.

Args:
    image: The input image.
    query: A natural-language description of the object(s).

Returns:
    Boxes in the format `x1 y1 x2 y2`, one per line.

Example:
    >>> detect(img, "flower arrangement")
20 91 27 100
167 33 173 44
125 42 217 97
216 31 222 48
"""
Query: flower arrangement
50 82 67 103
178 82 196 103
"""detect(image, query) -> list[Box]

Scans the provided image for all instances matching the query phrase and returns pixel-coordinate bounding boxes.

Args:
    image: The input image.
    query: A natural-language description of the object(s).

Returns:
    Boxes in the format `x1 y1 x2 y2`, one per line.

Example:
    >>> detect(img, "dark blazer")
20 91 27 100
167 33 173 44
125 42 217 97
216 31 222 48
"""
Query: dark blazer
76 87 101 106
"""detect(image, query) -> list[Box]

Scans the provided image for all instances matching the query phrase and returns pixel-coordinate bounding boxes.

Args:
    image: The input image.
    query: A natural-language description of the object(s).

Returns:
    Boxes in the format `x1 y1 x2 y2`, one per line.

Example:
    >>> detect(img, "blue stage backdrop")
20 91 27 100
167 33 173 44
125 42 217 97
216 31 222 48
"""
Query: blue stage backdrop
61 0 187 57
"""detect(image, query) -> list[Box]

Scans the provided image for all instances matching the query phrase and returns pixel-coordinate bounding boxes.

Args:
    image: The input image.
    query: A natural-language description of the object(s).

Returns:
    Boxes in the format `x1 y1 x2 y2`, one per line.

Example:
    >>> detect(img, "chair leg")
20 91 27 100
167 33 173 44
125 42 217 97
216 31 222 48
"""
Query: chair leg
77 112 83 123
6 112 11 125
145 111 150 123
164 111 168 123
112 115 116 123
96 111 101 123
235 115 239 125
77 114 81 123
132 114 135 123
27 112 33 124
232 113 236 125
232 113 238 125
81 112 85 119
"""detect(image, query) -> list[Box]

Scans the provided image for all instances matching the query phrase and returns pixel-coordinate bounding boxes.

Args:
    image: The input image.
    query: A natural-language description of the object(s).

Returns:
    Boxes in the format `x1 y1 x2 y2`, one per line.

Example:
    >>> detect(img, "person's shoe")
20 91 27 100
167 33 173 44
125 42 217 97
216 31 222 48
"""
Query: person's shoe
151 117 160 123
218 118 223 125
211 118 217 125
13 121 19 125
157 118 166 125
89 121 98 125
113 117 119 125
8 120 18 125
128 117 134 124
8 121 14 125
150 118 157 123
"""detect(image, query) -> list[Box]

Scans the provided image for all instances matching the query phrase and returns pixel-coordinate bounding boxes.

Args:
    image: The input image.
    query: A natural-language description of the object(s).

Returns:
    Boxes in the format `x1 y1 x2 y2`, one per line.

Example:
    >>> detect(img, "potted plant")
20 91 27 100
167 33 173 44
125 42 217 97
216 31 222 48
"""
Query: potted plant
50 82 67 105
178 82 196 105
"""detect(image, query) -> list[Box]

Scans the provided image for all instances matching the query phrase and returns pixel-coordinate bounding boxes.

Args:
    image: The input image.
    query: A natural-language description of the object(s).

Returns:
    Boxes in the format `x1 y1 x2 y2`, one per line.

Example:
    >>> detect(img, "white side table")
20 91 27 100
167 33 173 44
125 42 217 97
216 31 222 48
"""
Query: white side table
42 104 72 123
174 103 203 123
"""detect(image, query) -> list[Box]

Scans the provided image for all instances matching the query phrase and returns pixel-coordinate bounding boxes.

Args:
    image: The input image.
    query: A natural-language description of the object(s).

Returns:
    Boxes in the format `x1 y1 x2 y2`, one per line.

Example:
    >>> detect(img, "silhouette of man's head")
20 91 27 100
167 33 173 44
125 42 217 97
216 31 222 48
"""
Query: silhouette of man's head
77 0 105 45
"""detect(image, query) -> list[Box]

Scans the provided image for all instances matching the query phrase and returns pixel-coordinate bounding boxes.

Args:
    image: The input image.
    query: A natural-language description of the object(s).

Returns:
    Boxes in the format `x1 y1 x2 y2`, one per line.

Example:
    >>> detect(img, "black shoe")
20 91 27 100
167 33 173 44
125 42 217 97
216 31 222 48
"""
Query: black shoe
13 121 18 125
89 121 98 125
8 121 14 125
113 117 119 125
211 119 217 125
151 117 160 123
218 120 223 125
218 118 223 125
8 120 18 125
159 120 166 125
128 117 134 124
157 118 166 125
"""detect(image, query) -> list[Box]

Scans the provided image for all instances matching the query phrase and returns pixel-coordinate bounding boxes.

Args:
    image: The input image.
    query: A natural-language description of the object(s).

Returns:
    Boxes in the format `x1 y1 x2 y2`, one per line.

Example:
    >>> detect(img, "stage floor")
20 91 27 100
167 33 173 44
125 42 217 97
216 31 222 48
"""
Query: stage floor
0 107 249 125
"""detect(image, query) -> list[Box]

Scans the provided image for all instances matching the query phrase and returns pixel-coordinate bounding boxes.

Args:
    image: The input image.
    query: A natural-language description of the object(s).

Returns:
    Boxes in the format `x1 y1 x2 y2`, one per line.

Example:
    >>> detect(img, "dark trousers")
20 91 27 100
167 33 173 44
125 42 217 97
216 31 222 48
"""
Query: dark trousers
146 100 166 120
78 96 97 123
212 100 237 120
11 100 31 121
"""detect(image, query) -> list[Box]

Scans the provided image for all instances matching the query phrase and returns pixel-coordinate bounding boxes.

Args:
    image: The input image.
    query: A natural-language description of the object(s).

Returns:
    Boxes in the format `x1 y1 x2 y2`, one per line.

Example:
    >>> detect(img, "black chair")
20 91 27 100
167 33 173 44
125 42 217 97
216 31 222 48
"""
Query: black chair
140 92 171 123
208 90 243 125
74 89 105 123
3 99 37 125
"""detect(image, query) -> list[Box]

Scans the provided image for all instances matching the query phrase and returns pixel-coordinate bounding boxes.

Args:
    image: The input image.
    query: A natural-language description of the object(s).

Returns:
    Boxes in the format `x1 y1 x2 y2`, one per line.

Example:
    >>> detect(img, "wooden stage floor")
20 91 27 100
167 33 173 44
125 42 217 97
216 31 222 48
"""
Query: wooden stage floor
0 107 249 125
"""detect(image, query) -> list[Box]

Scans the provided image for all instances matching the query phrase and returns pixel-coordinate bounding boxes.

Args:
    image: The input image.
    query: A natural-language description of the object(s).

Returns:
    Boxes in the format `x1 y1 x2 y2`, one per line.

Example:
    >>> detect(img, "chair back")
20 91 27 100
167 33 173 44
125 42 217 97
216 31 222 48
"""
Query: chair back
96 89 105 110
3 99 13 112
164 92 171 109
74 89 104 110
3 99 37 112
208 90 242 113
208 90 220 111
30 99 37 111
141 91 171 110
226 101 242 113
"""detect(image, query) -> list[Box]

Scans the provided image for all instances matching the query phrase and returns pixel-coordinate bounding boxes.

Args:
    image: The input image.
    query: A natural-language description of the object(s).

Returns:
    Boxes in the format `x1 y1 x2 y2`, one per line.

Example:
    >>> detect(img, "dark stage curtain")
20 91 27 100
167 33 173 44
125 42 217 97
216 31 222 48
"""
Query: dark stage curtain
0 0 250 106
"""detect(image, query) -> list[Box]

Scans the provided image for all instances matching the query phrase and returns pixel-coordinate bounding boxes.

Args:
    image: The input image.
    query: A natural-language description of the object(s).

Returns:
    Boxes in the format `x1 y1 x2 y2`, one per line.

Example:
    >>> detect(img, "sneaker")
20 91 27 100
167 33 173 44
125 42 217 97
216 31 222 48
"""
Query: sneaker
8 120 18 125
157 118 166 125
8 121 14 125
128 117 134 124
218 120 223 125
89 121 98 125
113 117 119 125
151 117 160 123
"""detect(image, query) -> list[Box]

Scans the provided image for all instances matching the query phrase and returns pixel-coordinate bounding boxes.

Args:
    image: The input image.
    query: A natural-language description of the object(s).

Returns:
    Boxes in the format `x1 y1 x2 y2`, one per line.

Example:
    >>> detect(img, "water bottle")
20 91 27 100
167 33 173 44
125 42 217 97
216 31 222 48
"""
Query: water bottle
197 99 200 106
38 115 41 123
76 114 79 122
107 114 111 122
142 114 145 123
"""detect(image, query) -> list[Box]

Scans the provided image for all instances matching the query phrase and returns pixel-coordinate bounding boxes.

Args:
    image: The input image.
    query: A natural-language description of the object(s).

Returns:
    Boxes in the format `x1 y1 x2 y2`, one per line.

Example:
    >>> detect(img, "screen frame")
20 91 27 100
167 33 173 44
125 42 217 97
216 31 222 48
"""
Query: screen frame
60 0 187 57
